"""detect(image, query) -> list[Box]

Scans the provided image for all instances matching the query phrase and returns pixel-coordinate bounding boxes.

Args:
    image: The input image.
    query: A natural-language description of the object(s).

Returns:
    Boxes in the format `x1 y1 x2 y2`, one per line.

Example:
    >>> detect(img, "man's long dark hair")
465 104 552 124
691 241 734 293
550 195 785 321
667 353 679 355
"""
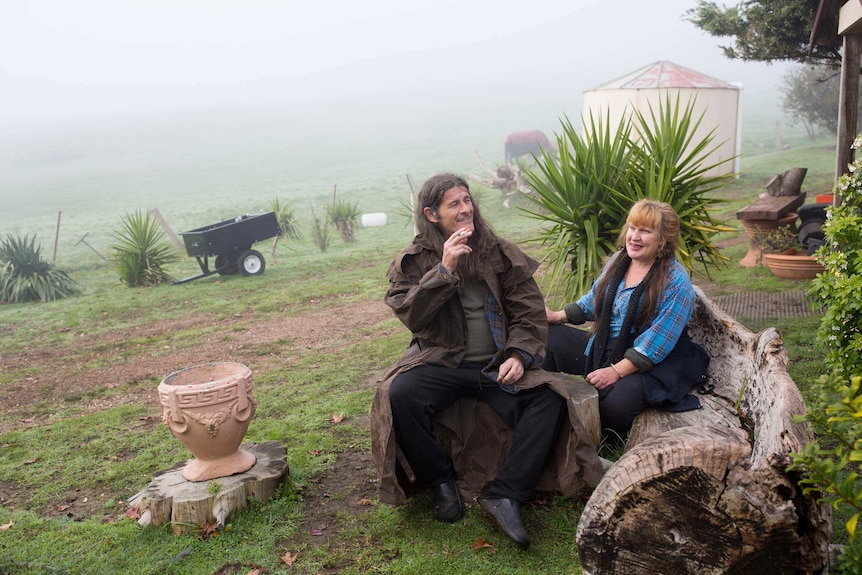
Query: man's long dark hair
415 173 496 280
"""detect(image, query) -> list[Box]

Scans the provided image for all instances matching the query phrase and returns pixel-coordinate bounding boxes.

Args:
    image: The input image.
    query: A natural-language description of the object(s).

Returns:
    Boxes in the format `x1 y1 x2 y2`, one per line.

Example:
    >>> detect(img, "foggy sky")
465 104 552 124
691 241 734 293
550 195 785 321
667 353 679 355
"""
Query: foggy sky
1 0 795 129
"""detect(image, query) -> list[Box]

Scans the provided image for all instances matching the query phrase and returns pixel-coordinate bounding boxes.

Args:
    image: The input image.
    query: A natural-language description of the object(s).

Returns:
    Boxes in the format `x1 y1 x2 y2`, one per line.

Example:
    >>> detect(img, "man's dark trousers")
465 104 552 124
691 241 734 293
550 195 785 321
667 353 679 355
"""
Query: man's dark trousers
389 363 566 503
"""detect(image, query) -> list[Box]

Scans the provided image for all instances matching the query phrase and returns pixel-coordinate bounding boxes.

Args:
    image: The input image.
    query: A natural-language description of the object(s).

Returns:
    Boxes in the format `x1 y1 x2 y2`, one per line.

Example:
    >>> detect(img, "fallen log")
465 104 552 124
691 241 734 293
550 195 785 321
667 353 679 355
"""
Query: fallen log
576 285 832 574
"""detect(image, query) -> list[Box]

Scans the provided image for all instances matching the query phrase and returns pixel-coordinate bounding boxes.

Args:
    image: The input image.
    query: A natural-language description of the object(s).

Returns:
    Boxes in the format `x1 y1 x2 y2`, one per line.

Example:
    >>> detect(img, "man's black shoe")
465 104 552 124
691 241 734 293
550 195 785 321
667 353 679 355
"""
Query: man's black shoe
431 480 463 522
479 497 531 549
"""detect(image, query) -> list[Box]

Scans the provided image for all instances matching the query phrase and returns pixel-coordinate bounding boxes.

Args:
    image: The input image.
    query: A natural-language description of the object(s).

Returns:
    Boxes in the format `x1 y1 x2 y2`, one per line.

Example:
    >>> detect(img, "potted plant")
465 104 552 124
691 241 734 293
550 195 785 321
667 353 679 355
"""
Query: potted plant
754 225 824 280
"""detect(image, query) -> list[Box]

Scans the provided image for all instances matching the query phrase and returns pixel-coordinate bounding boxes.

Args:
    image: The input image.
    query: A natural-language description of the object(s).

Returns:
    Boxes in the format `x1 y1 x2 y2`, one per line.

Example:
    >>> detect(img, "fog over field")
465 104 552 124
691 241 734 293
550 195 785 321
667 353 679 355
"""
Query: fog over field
0 0 799 252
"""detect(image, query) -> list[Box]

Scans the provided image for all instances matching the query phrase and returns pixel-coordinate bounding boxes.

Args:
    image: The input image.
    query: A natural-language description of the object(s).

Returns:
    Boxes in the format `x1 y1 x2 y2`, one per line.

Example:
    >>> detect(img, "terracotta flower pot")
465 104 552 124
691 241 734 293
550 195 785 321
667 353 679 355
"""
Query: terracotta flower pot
158 362 257 482
762 251 825 280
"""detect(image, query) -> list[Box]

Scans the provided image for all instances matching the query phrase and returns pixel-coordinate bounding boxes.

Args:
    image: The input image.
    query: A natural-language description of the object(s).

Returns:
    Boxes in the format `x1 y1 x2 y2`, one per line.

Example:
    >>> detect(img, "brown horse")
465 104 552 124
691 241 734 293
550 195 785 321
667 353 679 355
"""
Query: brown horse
504 130 554 162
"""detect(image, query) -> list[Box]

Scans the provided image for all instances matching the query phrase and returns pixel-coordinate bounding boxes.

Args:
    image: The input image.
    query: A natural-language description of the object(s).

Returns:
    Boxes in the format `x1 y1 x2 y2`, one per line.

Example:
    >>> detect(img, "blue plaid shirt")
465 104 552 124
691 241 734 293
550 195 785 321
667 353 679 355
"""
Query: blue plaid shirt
576 259 695 365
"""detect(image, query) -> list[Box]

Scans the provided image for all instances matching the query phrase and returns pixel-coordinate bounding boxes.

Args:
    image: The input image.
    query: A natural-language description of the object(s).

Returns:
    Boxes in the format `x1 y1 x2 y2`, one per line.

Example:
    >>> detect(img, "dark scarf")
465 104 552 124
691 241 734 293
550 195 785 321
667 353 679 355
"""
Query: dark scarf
587 253 659 372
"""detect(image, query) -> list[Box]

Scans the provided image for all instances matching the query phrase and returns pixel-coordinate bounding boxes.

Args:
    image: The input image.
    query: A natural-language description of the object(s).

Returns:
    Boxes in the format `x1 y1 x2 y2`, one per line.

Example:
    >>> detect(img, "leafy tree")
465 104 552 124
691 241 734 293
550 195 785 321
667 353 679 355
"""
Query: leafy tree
685 0 838 65
0 234 80 303
782 65 842 139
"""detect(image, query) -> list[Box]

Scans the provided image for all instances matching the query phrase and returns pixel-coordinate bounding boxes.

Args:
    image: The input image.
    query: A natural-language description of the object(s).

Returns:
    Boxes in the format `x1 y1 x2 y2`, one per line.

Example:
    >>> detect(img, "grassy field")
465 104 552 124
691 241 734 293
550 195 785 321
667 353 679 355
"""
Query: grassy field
0 102 842 574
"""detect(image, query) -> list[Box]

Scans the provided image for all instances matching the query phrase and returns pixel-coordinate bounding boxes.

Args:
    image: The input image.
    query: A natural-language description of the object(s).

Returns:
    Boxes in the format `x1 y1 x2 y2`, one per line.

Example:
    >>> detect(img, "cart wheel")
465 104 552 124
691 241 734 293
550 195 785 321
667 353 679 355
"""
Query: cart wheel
238 249 265 276
215 254 238 275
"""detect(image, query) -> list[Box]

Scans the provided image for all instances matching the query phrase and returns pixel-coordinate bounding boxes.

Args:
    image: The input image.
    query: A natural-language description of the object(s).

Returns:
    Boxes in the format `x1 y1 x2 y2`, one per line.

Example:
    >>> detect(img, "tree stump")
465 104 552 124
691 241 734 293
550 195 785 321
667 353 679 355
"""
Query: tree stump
129 441 289 535
766 167 808 197
576 286 832 574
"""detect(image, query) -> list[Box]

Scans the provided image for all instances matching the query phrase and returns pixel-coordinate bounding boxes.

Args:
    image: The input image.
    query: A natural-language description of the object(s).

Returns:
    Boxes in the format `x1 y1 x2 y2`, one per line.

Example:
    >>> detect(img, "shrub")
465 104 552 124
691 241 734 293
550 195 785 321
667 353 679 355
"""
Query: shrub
0 234 80 302
753 224 803 255
789 374 862 573
523 96 735 300
110 210 179 287
310 206 331 253
811 142 862 376
792 133 862 573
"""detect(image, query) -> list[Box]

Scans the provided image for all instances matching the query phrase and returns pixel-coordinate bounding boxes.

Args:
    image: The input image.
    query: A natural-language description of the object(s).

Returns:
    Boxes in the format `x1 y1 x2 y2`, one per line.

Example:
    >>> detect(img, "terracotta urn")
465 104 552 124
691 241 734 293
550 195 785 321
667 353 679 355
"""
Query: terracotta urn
158 362 257 482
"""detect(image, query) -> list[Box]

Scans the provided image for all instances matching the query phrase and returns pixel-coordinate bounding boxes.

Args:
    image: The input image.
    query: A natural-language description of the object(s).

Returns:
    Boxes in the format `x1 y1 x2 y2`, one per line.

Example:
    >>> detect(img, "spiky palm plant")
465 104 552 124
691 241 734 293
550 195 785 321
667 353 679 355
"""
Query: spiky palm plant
628 95 737 274
524 96 736 301
110 210 179 287
0 234 80 303
327 198 361 243
269 197 301 259
269 197 301 242
523 112 636 300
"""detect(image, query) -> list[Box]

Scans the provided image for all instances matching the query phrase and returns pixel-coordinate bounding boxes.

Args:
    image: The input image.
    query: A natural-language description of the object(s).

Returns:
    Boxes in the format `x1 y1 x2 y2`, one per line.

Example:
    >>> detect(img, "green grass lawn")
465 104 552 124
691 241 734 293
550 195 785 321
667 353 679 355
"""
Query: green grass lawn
0 115 843 574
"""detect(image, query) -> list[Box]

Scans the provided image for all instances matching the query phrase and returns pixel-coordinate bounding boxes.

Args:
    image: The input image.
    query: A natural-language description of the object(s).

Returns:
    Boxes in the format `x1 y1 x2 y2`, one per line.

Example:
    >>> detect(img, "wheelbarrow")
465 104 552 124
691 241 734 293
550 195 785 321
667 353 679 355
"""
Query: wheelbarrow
174 212 281 284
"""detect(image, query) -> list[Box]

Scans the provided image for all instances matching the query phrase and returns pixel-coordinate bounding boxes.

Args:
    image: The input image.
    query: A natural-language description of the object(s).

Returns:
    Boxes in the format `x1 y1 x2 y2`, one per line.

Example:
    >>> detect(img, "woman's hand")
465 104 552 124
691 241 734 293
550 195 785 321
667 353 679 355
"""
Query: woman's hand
545 306 567 325
441 228 472 273
585 365 620 390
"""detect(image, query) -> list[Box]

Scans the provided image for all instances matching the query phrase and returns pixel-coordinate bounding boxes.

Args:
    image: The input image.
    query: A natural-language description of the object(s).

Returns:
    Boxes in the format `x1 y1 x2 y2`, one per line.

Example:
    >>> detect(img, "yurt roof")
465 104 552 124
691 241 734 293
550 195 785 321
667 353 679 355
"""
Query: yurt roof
585 60 739 92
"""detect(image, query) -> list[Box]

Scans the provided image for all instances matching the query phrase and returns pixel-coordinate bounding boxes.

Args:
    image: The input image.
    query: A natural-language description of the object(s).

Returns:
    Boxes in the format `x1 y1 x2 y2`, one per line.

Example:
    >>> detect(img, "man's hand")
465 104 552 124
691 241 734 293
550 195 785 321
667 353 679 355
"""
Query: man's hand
441 228 472 273
497 355 525 385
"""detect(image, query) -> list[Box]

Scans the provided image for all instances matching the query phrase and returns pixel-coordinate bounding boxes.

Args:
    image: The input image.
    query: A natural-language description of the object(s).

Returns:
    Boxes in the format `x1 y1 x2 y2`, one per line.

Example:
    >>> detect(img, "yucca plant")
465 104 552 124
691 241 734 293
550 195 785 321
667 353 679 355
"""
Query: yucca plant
270 197 301 241
269 196 301 260
0 234 80 303
629 95 737 274
523 112 636 300
327 198 361 243
110 210 179 287
524 96 736 301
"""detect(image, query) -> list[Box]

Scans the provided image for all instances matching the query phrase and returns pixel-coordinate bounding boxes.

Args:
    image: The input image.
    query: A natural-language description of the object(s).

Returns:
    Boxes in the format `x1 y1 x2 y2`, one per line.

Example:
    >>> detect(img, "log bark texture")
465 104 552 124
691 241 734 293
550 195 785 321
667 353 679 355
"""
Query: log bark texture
129 441 289 534
576 286 832 575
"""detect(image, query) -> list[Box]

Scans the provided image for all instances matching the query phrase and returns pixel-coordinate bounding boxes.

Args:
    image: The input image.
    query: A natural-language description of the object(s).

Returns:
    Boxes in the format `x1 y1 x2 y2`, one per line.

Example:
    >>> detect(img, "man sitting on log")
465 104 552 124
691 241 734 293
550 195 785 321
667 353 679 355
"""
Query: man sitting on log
370 173 602 549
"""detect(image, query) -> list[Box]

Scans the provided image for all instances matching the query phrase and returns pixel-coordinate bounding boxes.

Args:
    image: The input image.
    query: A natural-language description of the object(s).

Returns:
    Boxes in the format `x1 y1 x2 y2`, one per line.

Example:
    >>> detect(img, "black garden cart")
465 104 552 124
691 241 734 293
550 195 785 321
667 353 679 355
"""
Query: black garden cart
174 212 281 284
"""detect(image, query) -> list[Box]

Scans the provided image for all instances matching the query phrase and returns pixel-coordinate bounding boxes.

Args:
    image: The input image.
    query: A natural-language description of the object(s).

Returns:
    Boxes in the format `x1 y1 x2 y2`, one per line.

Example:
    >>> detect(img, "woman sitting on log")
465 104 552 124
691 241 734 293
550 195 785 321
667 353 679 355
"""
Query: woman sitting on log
543 199 709 437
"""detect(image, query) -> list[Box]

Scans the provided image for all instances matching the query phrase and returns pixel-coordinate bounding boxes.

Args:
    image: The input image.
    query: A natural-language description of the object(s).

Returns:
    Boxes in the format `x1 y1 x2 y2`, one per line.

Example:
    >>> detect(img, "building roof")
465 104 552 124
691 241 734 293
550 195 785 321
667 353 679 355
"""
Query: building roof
586 61 738 92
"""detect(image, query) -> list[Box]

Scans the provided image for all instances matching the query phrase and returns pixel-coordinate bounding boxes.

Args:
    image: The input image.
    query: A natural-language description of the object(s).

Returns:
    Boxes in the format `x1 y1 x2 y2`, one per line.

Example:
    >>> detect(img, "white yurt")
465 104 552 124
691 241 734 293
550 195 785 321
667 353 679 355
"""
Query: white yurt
582 60 741 177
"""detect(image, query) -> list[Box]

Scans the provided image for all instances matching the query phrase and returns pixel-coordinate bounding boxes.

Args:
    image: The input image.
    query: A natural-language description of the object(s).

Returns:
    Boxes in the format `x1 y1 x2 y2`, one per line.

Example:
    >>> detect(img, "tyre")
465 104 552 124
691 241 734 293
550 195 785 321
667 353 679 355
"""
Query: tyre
215 254 238 275
238 249 265 276
798 219 826 247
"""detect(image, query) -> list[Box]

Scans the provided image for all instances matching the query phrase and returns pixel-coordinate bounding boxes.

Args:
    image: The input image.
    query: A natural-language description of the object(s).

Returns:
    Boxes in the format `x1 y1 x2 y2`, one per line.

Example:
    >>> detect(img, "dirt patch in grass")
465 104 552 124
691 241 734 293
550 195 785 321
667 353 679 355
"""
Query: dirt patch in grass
0 297 393 523
0 277 741 565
